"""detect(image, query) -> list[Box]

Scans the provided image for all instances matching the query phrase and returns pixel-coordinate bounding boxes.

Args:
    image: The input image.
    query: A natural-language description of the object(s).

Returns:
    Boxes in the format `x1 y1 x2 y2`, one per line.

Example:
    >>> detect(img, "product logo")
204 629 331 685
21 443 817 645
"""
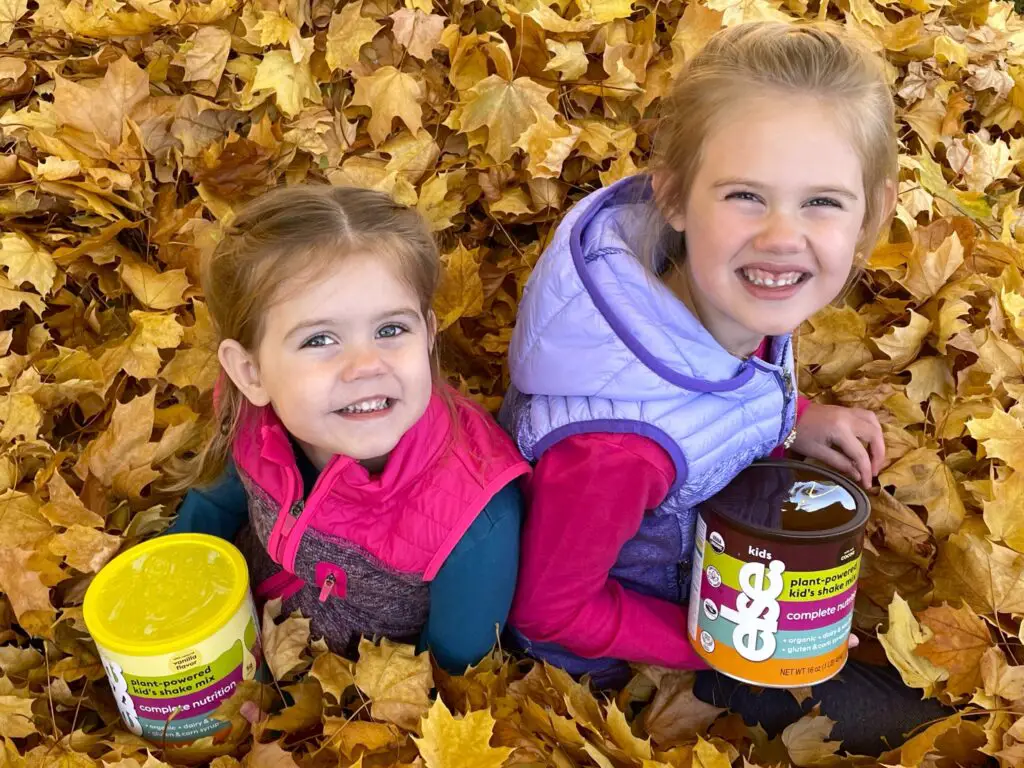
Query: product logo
700 631 716 653
703 599 719 620
706 566 722 588
719 560 787 662
709 532 725 553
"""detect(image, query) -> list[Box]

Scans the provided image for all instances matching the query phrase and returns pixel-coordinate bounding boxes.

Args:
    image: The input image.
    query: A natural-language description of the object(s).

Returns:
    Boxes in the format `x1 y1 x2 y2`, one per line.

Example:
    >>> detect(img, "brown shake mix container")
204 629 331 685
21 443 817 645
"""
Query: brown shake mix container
687 459 869 687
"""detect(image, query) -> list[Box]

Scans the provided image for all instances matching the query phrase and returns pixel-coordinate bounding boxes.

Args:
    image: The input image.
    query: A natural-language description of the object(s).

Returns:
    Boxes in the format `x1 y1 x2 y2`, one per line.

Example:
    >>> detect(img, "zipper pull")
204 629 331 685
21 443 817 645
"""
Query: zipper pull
318 573 336 602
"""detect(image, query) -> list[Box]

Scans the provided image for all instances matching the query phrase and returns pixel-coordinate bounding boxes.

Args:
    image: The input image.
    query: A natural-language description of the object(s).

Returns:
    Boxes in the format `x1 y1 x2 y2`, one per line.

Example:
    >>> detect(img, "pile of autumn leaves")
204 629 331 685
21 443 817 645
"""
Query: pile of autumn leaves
1 0 1024 763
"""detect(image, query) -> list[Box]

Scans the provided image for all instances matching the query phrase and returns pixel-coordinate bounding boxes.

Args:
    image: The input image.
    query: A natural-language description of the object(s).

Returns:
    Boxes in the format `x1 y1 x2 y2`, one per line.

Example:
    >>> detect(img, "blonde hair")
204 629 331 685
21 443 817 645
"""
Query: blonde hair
169 185 441 491
647 20 897 269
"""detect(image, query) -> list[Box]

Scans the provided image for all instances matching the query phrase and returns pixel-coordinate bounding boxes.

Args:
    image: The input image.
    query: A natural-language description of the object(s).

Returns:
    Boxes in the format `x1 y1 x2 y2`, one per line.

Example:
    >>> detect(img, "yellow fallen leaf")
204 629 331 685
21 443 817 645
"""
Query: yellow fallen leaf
514 115 580 179
183 26 231 84
48 525 121 573
981 646 1024 702
433 242 484 331
967 408 1024 473
903 232 964 302
605 701 652 760
704 0 790 26
915 603 992 699
325 2 381 73
577 0 633 23
452 75 556 162
983 470 1024 553
52 56 150 147
0 0 27 44
0 694 35 738
118 254 189 310
879 447 966 538
692 737 731 768
252 50 320 119
874 310 931 370
40 471 105 529
354 637 433 731
0 546 60 622
413 696 513 768
879 594 948 697
0 233 56 296
389 9 445 61
932 532 1024 615
0 392 42 442
416 172 465 232
310 652 356 702
545 40 588 81
323 718 403 758
781 711 841 767
262 598 311 681
34 157 82 182
110 310 184 380
351 66 425 146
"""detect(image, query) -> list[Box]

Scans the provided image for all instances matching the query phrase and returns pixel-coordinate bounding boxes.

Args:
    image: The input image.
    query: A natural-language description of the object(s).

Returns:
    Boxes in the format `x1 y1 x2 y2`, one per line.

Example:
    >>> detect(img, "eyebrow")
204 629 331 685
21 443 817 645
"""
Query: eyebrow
285 308 422 339
713 178 860 201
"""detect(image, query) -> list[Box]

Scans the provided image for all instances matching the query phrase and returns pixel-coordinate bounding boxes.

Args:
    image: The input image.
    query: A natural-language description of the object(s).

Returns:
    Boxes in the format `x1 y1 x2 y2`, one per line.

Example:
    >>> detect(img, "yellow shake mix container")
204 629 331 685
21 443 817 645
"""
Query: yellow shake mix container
84 534 264 744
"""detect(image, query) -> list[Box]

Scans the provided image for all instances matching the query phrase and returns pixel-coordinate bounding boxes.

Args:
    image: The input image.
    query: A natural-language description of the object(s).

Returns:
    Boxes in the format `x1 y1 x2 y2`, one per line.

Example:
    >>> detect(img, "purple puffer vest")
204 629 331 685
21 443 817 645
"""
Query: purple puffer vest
500 175 798 682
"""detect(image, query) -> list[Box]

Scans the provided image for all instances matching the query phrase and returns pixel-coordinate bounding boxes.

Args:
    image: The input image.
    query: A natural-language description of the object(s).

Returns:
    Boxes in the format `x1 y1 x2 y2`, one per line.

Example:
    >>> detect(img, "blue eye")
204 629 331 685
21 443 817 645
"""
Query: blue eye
301 333 335 349
807 197 843 209
377 324 407 339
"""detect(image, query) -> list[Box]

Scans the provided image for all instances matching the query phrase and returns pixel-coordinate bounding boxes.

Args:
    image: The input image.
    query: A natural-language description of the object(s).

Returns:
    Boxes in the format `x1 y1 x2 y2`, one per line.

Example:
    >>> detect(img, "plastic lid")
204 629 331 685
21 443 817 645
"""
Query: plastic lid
700 460 869 540
83 533 250 657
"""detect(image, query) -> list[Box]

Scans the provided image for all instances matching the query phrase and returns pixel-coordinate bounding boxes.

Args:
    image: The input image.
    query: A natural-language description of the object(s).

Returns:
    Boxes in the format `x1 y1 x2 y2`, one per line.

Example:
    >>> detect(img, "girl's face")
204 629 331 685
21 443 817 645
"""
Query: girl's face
660 95 870 357
221 252 435 471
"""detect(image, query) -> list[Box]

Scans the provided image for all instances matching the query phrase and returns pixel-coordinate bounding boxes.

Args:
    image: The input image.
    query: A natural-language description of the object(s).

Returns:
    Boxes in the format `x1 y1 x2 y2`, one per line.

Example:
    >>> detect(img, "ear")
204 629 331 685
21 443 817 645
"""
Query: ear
426 310 438 352
652 171 687 233
218 339 271 407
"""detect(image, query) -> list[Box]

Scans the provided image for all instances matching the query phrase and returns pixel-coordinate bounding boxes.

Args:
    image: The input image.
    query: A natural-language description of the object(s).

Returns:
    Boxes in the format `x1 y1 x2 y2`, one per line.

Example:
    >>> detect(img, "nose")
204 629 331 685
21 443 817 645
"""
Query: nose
754 212 806 255
339 344 386 382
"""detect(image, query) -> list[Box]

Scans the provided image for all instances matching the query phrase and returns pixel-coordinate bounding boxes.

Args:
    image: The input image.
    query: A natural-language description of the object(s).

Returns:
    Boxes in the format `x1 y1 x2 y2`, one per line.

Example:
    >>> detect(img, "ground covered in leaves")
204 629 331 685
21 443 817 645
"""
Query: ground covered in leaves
0 0 1023 764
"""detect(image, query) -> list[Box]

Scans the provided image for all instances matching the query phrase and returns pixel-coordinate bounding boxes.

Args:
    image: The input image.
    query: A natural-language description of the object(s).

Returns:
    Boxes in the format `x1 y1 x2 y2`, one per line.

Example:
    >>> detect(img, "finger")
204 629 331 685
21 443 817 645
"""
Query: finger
799 443 861 484
850 412 886 477
831 430 874 489
847 633 860 650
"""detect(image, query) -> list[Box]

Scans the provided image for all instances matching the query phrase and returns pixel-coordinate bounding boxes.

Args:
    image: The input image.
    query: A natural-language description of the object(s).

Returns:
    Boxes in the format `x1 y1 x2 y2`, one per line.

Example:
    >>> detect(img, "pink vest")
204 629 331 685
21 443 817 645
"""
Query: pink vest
232 390 530 655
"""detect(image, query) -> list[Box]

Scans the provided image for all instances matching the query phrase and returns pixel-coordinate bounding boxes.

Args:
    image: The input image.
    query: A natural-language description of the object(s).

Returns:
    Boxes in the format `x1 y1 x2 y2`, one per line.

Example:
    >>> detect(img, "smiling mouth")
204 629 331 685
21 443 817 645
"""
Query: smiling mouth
738 266 812 288
336 397 394 415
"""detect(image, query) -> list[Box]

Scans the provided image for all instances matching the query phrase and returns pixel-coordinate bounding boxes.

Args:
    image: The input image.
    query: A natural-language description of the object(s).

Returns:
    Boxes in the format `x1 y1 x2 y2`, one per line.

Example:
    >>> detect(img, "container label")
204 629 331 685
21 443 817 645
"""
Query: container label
98 596 264 743
689 539 860 687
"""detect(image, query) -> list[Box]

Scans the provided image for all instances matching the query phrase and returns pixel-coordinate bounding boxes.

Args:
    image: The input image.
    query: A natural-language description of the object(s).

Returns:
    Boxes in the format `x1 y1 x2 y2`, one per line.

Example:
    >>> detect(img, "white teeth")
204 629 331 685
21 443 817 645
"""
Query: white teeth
741 268 806 288
339 398 390 414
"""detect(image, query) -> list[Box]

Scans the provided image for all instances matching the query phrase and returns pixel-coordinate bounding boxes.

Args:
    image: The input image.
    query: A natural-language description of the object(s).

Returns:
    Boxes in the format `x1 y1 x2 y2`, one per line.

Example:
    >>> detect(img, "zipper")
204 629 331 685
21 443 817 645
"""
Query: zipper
318 573 336 602
267 467 304 564
281 457 349 572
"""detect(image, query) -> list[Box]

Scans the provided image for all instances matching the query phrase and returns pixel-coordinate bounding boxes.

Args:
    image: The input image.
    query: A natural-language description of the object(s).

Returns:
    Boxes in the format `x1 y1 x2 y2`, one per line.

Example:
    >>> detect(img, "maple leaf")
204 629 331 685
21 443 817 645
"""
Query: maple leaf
692 737 732 768
390 9 445 61
0 695 35 738
0 546 61 622
915 603 992 699
118 254 190 310
605 701 653 760
967 408 1024 473
53 56 149 147
413 696 513 768
252 50 320 120
704 0 791 26
354 638 433 732
184 26 231 84
47 525 121 573
264 682 323 733
545 40 589 81
641 669 724 747
434 243 484 331
781 710 841 767
868 490 935 568
879 447 966 538
323 718 403 758
0 0 28 44
981 646 1024 702
874 310 930 370
903 232 965 302
351 66 425 146
309 652 356 702
452 75 557 163
879 594 948 697
261 598 311 681
932 532 1024 615
0 233 57 296
325 2 381 73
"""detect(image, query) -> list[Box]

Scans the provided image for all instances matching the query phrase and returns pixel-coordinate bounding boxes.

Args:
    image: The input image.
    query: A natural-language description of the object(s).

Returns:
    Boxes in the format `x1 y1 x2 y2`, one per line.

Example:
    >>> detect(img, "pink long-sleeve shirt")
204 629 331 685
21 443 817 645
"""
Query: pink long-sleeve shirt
509 361 810 668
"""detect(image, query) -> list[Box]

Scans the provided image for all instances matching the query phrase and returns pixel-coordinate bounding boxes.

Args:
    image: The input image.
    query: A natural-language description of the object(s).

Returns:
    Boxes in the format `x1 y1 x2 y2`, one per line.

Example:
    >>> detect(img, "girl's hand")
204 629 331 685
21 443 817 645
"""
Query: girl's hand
790 403 885 488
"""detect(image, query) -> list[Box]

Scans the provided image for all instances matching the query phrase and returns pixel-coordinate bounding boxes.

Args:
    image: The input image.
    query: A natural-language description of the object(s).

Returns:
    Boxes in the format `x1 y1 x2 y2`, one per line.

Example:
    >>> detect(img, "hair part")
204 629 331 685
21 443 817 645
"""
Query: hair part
645 20 898 272
165 185 441 492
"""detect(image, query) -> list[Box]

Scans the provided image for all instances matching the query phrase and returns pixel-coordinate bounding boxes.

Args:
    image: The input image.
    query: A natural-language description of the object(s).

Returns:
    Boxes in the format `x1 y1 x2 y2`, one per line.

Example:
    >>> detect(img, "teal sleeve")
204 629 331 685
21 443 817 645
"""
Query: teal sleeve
422 482 523 673
166 461 249 541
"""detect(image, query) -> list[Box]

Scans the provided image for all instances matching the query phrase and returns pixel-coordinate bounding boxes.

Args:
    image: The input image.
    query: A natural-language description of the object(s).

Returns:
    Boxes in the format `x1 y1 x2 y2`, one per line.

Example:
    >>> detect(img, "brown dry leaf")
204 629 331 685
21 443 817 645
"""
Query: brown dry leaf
323 718 403 758
413 696 513 768
184 26 232 84
781 710 841 767
310 651 356 702
261 598 311 681
354 637 433 731
915 603 992 699
0 547 60 622
0 695 35 738
642 669 724 747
